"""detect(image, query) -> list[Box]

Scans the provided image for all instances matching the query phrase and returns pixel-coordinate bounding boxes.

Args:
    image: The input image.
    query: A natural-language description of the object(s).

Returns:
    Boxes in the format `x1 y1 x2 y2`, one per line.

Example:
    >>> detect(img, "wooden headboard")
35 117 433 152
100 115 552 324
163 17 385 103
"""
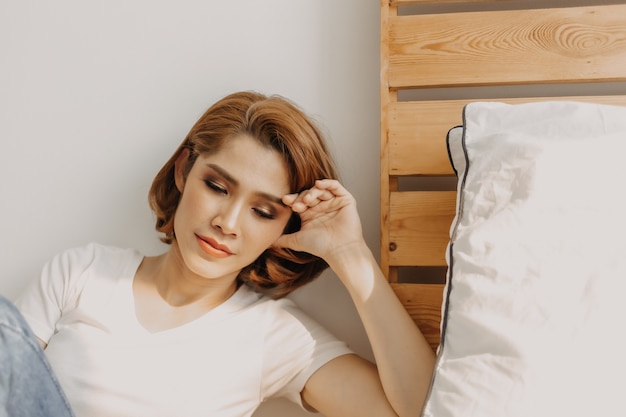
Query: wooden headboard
380 0 626 351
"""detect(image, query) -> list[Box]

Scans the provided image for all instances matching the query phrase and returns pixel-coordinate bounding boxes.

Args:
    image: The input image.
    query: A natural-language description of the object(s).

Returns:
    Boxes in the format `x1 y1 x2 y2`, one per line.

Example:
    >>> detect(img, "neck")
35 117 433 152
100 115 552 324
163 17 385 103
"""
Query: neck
138 246 238 309
132 247 240 333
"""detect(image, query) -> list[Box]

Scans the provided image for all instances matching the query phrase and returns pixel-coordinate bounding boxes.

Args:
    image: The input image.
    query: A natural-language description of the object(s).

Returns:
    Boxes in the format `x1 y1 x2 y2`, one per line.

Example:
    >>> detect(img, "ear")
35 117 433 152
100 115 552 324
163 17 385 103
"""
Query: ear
174 148 191 192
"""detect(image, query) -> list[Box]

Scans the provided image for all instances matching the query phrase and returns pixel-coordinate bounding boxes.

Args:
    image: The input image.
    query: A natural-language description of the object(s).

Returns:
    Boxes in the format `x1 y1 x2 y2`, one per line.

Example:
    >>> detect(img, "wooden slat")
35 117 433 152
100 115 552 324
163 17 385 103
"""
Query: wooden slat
392 283 445 351
382 0 626 351
380 0 396 282
388 5 626 89
387 95 626 176
388 191 456 267
388 101 460 176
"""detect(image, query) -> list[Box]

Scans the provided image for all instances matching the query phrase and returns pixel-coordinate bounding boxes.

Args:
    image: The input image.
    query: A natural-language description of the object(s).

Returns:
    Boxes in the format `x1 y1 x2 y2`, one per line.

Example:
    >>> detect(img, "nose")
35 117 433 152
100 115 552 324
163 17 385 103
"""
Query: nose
211 200 243 237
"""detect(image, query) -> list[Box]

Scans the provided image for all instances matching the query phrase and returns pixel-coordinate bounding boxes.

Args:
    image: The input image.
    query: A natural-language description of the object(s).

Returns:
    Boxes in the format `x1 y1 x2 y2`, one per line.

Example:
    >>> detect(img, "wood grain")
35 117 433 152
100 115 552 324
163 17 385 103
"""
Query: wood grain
380 0 626 352
392 283 445 351
387 96 626 176
388 5 626 89
388 191 456 268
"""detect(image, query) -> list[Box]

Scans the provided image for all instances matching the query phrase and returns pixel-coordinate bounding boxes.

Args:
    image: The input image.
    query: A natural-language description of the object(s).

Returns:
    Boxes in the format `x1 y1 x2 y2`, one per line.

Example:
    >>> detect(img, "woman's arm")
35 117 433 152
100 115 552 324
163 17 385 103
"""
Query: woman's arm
277 180 435 417
309 242 435 417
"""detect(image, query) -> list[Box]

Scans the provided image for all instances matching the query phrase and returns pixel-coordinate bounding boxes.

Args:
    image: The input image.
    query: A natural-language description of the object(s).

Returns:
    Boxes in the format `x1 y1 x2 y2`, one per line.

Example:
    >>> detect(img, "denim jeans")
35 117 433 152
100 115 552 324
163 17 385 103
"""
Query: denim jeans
0 295 74 417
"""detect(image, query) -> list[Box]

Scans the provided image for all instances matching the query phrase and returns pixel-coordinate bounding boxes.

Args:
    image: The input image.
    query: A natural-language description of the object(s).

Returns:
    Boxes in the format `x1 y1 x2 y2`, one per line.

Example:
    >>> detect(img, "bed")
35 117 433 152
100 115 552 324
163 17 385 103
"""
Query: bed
380 1 626 415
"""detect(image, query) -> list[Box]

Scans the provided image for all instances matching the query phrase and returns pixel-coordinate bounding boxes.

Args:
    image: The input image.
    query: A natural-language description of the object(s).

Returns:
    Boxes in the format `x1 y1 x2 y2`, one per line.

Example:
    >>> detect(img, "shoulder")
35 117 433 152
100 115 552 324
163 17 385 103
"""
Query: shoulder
14 243 141 340
39 242 143 295
227 288 317 346
236 287 307 327
63 241 140 259
237 287 349 355
245 289 353 404
205 286 352 361
52 242 142 272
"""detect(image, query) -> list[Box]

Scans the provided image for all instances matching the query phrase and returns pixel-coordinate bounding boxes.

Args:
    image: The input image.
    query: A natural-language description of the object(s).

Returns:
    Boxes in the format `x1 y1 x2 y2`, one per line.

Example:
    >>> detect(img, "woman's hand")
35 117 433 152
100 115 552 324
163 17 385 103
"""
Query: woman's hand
273 179 364 261
276 179 436 417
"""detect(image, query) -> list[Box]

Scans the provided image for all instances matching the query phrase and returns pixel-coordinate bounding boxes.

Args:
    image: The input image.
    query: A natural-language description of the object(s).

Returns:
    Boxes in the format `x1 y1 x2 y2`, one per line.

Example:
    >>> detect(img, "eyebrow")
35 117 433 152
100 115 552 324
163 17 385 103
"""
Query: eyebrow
206 163 287 206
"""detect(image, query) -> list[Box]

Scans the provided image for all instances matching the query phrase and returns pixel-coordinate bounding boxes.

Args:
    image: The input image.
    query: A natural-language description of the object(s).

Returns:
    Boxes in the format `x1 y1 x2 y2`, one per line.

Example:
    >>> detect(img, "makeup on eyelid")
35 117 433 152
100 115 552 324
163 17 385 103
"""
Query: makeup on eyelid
204 164 287 208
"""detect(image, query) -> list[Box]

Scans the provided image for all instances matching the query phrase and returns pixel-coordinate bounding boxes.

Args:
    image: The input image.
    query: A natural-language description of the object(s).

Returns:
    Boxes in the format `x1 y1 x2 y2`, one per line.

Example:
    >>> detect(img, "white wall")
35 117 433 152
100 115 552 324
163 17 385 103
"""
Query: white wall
0 1 380 416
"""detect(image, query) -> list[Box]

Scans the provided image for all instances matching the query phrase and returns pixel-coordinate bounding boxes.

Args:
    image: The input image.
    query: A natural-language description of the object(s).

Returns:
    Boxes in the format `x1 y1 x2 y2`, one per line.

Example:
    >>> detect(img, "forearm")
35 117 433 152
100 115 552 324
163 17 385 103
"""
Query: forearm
326 243 436 417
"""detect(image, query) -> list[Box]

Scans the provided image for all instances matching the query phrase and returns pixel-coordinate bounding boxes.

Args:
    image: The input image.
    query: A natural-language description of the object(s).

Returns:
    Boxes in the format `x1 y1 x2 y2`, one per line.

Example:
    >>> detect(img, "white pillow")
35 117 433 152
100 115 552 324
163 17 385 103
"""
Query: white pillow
422 101 626 417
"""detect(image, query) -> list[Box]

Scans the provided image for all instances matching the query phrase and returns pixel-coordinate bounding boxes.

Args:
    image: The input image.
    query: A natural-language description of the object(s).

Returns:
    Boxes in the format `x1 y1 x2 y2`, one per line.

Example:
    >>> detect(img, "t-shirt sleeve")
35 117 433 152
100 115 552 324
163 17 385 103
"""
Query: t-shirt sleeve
260 298 354 410
14 243 98 343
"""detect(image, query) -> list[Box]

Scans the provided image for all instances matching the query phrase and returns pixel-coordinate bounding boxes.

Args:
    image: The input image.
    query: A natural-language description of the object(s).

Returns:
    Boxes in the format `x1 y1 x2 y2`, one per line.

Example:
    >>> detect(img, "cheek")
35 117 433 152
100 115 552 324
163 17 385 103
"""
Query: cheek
179 183 210 215
173 187 202 231
253 219 290 247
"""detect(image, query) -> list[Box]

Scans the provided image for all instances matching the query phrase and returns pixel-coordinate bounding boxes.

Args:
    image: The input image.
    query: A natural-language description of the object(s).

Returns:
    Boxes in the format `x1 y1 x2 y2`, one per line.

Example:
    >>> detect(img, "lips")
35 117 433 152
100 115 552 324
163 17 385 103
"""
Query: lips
195 235 233 258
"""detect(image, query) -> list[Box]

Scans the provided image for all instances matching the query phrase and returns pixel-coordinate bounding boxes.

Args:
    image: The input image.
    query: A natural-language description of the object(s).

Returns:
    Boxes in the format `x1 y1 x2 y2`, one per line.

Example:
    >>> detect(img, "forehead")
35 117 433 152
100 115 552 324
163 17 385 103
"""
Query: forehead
196 134 290 194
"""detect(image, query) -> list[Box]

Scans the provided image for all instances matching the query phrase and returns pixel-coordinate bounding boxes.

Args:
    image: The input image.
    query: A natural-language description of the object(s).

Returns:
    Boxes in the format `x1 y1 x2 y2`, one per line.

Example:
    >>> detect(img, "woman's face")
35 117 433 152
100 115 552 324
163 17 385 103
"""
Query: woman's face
173 134 293 282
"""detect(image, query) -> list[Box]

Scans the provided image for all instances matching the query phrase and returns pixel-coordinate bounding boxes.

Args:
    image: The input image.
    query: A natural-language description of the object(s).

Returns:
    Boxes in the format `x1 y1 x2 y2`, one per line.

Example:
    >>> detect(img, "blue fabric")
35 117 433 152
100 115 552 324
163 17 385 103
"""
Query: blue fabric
0 295 74 417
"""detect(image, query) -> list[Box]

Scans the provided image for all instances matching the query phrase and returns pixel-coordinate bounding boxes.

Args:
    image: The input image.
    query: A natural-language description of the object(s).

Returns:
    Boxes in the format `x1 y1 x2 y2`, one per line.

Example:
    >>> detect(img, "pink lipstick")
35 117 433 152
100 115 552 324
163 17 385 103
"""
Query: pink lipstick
195 235 233 258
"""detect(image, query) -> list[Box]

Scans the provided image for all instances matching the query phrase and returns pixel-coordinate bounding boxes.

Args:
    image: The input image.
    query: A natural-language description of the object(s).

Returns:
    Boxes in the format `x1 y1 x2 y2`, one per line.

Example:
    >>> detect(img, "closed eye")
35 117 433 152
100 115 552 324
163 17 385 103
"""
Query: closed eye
253 207 275 220
204 180 227 195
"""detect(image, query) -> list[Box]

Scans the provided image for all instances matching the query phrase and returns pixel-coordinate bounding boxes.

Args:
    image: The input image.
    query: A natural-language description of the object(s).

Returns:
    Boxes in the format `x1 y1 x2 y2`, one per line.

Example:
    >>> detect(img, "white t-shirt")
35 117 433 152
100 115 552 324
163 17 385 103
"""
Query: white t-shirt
15 243 352 417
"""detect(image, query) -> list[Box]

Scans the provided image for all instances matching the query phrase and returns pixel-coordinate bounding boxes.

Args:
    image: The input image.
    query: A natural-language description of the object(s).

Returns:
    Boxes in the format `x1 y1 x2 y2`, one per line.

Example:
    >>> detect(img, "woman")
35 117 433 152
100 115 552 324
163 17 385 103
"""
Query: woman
3 91 435 417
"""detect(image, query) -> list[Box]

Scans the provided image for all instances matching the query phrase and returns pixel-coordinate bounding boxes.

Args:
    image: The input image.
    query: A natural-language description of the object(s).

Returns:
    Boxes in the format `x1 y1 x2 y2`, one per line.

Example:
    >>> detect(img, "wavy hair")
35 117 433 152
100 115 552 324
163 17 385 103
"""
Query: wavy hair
148 91 338 298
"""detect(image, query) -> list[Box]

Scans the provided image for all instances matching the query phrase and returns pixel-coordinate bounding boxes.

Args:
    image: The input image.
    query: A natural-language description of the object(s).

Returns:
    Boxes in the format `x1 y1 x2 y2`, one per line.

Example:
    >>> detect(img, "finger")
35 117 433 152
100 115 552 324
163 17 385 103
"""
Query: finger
311 188 334 201
281 191 323 213
291 189 335 213
282 193 298 206
281 186 331 208
282 180 346 213
313 179 349 197
302 189 333 205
